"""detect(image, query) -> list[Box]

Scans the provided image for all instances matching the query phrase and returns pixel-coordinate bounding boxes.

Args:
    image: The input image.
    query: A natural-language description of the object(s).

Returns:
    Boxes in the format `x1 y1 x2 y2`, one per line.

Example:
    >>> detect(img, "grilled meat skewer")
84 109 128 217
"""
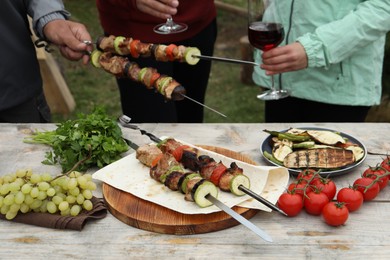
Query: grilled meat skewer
136 144 218 208
97 35 201 65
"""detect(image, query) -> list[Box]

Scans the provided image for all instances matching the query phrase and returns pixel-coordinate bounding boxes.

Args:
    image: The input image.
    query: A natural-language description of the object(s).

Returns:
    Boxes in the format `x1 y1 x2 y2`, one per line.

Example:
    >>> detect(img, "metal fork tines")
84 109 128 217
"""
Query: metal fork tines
118 115 162 143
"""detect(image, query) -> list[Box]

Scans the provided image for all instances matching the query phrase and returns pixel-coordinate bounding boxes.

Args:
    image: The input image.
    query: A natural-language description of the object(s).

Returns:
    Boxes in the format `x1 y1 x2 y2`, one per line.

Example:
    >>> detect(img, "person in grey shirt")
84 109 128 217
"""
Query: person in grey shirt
0 0 92 123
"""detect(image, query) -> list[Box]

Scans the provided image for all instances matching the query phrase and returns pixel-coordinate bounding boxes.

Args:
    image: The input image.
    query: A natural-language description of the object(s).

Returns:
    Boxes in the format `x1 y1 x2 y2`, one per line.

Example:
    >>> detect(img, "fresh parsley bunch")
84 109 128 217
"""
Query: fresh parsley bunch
24 107 129 172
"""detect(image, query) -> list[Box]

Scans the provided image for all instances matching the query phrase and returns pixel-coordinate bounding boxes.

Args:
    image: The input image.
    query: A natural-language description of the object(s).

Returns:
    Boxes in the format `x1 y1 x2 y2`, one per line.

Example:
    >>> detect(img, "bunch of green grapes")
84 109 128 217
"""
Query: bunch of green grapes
0 169 97 220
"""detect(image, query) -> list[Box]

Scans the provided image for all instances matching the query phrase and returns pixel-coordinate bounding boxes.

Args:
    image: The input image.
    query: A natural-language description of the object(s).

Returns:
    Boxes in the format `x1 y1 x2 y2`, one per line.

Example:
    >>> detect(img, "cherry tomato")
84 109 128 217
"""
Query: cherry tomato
172 145 190 161
297 169 319 184
353 177 380 201
380 156 390 178
210 163 227 186
322 202 349 227
288 179 311 197
304 191 329 215
336 187 364 212
363 165 388 190
311 178 337 200
277 191 304 217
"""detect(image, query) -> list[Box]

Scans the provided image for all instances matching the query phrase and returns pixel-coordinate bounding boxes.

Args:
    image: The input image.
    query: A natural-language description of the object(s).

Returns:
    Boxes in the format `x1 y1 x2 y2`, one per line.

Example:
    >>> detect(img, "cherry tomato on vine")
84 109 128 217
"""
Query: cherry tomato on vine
353 177 380 201
297 169 319 184
304 190 329 215
288 179 311 197
336 187 364 212
322 202 349 227
363 165 388 190
311 178 337 200
277 191 304 217
380 156 390 178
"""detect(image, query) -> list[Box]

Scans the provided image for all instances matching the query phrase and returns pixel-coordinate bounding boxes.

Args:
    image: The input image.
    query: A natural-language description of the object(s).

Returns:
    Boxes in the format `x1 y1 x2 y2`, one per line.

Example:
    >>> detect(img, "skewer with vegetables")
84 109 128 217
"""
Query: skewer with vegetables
96 35 201 65
90 51 186 101
136 144 218 208
138 138 251 197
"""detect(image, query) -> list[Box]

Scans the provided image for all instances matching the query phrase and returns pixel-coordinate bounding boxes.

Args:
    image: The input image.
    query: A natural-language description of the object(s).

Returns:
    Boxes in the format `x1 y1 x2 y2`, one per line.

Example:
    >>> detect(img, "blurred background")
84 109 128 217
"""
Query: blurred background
44 0 390 123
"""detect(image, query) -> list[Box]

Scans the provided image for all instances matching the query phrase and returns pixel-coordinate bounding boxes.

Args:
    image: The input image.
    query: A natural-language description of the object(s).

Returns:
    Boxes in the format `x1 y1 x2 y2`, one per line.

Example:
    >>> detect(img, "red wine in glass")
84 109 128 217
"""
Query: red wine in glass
248 21 289 100
248 22 284 51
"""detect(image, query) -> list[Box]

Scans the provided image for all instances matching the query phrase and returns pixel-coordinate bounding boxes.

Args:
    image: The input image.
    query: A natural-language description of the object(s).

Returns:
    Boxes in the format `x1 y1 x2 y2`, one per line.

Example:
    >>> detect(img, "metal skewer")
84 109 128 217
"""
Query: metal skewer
121 134 272 241
118 115 286 216
180 94 227 118
192 54 260 66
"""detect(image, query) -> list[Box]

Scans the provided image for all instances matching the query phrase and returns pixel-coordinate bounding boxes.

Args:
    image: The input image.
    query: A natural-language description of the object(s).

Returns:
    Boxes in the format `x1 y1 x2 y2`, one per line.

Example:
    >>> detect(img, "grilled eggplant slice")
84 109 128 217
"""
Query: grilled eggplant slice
306 130 345 145
283 148 355 169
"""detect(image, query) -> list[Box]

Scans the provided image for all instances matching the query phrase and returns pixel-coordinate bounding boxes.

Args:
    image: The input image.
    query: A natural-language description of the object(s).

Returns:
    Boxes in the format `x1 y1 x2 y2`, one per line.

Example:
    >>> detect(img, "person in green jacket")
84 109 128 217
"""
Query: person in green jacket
253 0 390 122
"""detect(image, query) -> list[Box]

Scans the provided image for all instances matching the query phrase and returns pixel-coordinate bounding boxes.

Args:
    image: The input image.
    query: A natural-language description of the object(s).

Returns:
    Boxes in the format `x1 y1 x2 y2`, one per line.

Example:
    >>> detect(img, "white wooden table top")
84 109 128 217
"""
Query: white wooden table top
1 122 389 259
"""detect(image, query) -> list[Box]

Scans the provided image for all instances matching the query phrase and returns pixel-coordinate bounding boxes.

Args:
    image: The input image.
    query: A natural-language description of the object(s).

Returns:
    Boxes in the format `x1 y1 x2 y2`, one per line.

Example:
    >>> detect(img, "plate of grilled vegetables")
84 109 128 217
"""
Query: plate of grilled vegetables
260 127 367 177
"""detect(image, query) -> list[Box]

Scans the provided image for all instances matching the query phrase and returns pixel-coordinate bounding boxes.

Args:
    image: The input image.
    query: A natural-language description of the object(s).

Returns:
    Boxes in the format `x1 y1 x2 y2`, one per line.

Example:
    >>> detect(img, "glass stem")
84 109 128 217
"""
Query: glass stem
166 17 174 26
270 75 275 92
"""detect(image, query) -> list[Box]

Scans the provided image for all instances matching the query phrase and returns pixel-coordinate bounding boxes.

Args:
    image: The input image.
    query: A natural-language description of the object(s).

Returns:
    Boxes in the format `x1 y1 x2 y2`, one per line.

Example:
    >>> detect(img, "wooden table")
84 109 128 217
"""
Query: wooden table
1 122 390 259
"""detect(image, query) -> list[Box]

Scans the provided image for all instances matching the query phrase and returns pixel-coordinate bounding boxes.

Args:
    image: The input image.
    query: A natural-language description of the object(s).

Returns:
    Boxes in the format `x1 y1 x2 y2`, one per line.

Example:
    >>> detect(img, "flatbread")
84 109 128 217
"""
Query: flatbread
92 139 289 214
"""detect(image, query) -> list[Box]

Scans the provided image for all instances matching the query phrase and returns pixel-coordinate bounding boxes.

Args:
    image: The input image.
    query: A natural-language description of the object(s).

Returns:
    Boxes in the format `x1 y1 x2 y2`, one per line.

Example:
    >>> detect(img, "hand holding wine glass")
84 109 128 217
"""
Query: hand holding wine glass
248 0 290 100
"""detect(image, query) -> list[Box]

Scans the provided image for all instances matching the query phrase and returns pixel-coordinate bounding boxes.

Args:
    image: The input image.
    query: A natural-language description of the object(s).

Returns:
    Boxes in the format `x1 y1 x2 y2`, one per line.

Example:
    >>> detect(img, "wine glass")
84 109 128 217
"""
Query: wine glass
153 17 188 34
248 0 290 100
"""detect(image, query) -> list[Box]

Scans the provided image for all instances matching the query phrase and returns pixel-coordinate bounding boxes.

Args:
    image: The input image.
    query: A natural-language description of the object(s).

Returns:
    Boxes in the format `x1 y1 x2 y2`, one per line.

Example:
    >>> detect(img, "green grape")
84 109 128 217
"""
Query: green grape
9 203 20 213
84 173 93 181
60 208 70 216
76 193 85 205
0 183 10 195
77 176 88 189
67 178 78 190
86 181 97 191
20 203 30 213
3 194 15 206
1 204 10 214
14 191 25 204
0 196 3 207
30 187 39 198
3 174 15 183
24 194 34 205
46 187 56 197
69 171 82 178
41 173 53 182
53 185 63 194
82 189 93 200
69 187 80 196
0 177 3 185
30 173 42 184
25 169 33 177
39 200 48 213
14 178 25 187
38 181 50 191
58 201 69 211
66 195 76 204
83 199 93 211
15 169 28 178
70 204 81 216
5 210 18 220
59 177 70 191
21 183 32 194
8 182 20 193
46 201 57 214
57 192 67 199
52 195 64 205
30 199 43 210
37 191 47 201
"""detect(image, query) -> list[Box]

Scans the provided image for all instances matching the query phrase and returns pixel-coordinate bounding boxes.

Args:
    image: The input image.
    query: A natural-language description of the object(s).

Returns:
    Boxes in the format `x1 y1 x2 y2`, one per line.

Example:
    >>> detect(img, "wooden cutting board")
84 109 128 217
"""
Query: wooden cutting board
102 145 259 235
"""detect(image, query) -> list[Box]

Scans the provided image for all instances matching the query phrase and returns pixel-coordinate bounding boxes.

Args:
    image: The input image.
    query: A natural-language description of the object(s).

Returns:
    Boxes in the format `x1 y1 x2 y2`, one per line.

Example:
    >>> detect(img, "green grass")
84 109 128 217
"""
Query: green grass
53 0 389 123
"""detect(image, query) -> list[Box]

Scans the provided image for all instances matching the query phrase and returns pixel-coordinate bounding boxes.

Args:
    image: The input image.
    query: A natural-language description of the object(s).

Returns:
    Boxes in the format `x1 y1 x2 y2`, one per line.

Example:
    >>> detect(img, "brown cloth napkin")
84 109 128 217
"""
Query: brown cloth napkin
0 197 107 230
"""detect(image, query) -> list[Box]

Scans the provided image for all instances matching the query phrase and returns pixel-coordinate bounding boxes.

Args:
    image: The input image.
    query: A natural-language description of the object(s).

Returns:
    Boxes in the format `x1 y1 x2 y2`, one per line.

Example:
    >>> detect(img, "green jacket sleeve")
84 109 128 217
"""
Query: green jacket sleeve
297 0 390 68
